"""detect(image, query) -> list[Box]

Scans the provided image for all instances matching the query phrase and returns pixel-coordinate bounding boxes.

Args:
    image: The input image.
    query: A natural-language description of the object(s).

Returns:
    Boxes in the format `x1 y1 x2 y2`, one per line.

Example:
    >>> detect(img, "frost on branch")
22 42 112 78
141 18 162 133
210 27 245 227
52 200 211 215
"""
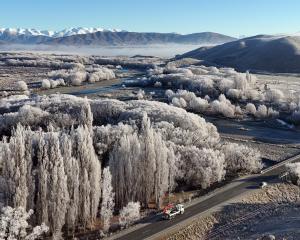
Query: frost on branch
0 206 48 240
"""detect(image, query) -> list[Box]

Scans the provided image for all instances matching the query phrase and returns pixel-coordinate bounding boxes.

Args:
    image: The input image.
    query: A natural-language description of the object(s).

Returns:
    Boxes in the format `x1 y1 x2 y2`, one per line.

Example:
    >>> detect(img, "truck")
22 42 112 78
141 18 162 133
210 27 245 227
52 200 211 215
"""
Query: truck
162 203 184 220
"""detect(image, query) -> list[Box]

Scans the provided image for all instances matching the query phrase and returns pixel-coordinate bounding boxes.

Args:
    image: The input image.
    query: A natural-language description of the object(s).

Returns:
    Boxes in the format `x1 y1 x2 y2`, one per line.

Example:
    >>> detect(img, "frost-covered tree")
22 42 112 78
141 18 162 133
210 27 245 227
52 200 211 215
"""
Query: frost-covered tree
267 107 279 118
136 89 145 100
211 94 236 118
34 128 70 239
119 202 141 227
166 89 208 113
153 131 169 208
139 113 157 207
71 125 101 227
81 170 91 228
180 147 225 189
35 131 50 226
100 167 115 231
16 81 28 91
109 132 141 208
88 68 115 83
285 163 300 186
70 71 87 86
227 89 241 100
1 124 29 209
172 97 187 108
46 130 69 239
60 133 79 232
265 89 284 103
189 97 209 112
0 207 48 240
80 97 93 130
109 113 173 209
166 144 178 195
222 143 262 174
41 79 51 89
246 103 256 115
255 105 268 118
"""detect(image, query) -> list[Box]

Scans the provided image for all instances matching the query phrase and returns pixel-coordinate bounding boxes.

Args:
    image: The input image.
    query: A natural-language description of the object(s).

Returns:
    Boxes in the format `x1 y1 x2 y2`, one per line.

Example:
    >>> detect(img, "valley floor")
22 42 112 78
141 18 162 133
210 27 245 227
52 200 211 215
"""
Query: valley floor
1 53 300 239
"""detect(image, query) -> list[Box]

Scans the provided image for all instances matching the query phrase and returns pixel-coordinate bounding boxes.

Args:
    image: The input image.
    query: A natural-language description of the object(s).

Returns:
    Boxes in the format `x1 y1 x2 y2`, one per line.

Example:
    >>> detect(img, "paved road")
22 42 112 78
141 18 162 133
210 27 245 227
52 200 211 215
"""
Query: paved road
114 155 300 240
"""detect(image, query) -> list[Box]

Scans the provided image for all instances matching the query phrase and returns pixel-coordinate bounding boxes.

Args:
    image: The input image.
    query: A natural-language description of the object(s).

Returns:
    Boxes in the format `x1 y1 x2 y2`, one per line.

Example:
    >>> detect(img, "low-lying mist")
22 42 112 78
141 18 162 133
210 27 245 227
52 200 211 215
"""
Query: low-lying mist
0 43 210 57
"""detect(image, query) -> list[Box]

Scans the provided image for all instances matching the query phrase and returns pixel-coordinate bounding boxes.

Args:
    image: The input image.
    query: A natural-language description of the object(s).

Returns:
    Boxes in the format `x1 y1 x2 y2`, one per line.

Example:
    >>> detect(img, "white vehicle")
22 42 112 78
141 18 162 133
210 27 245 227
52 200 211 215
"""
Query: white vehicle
162 203 184 220
259 182 268 188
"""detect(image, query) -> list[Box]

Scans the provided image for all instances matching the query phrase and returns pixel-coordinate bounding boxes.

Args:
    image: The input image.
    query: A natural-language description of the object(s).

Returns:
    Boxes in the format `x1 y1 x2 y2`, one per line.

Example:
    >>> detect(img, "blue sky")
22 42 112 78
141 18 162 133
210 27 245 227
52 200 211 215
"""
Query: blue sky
1 0 299 37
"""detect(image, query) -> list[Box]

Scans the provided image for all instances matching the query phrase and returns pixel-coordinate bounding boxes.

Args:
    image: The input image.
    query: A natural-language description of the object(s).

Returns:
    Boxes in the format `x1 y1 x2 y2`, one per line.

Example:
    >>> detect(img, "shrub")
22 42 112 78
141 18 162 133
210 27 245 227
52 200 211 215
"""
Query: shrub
119 202 141 227
41 79 51 89
16 81 28 91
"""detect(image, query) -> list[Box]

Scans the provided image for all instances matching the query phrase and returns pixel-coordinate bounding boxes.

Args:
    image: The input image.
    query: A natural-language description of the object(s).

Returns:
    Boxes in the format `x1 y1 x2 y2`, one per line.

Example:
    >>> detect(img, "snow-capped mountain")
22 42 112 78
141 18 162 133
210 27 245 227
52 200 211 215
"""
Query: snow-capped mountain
0 27 125 38
51 27 125 38
0 27 236 46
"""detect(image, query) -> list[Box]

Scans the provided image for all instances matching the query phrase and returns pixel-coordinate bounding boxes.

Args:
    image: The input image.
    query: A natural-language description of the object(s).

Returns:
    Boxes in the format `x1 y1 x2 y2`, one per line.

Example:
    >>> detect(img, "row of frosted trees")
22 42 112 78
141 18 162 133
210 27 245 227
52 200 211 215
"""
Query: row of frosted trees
1 124 101 239
0 116 177 238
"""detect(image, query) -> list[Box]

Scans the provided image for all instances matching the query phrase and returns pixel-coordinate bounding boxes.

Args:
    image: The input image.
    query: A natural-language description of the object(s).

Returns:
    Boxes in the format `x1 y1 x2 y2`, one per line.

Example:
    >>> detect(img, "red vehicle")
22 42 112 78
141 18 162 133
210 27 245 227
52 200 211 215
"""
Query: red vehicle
162 203 184 220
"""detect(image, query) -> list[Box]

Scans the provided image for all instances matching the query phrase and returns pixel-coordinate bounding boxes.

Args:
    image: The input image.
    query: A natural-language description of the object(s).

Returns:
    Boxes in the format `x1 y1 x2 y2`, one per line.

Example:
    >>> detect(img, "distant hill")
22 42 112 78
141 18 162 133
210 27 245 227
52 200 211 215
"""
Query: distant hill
0 27 236 46
178 35 300 73
45 31 236 46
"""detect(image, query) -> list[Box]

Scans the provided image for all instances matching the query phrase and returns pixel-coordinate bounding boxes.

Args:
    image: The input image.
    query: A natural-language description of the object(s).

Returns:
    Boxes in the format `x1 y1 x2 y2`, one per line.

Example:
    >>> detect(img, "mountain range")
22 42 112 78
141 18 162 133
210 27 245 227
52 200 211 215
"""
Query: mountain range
0 27 125 38
0 27 236 46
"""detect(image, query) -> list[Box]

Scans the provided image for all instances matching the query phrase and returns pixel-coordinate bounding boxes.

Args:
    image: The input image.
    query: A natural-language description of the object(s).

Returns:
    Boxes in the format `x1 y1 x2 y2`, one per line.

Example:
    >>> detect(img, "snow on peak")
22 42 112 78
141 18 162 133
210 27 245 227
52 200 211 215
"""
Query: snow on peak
0 27 126 38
